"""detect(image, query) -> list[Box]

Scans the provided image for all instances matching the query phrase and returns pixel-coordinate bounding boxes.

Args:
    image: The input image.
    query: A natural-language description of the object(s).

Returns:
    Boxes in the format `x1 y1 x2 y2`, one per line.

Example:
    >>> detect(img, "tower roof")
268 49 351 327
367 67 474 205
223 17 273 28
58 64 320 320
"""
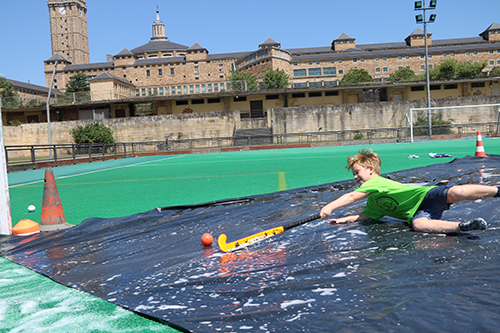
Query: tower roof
335 32 354 41
130 40 189 54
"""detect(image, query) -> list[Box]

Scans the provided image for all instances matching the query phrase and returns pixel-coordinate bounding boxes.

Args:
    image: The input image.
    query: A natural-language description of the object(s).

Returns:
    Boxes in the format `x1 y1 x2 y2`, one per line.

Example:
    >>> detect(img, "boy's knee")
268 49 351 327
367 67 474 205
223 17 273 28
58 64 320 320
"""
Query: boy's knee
412 217 430 232
447 186 464 203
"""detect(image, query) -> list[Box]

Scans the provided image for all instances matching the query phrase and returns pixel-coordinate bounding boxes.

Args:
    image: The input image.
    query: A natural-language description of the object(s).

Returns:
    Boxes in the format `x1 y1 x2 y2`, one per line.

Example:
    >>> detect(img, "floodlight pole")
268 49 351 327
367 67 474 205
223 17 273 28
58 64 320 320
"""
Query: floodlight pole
415 0 437 137
46 60 58 160
424 14 431 137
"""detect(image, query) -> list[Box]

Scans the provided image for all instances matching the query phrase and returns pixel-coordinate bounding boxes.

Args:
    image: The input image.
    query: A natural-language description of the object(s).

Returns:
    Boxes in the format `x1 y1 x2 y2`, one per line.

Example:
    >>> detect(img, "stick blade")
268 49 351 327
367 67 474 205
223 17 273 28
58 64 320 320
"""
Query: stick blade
217 226 285 252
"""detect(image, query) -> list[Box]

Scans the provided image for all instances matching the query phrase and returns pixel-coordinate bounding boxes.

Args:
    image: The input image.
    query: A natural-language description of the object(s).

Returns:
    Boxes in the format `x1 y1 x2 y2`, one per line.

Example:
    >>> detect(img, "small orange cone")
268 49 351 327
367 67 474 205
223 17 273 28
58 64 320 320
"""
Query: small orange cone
40 168 73 232
13 219 40 236
475 131 487 157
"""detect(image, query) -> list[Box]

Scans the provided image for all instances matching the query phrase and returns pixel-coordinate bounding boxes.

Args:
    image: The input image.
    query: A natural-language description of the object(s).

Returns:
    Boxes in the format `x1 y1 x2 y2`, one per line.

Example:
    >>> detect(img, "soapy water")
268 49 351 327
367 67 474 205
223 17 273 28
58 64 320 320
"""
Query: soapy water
2 156 500 332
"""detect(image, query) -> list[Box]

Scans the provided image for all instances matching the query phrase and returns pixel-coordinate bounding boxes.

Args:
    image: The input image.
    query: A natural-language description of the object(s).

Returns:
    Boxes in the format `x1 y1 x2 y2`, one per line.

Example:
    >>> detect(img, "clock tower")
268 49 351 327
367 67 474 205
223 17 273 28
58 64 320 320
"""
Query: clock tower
47 0 90 64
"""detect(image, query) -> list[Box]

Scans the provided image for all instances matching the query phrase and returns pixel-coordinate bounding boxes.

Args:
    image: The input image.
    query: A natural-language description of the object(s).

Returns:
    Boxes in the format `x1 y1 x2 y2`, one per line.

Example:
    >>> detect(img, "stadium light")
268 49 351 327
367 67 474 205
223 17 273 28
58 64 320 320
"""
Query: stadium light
414 0 437 137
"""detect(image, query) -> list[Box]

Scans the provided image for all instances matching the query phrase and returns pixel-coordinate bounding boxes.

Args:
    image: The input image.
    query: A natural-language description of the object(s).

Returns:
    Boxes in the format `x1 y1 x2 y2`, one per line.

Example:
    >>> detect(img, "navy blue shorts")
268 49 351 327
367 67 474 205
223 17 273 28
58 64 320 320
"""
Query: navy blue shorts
412 185 452 223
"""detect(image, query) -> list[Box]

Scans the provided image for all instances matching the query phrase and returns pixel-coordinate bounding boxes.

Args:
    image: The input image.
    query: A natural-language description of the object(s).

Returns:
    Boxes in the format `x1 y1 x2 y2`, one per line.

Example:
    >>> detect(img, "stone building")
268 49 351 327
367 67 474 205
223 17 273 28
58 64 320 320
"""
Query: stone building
44 1 500 101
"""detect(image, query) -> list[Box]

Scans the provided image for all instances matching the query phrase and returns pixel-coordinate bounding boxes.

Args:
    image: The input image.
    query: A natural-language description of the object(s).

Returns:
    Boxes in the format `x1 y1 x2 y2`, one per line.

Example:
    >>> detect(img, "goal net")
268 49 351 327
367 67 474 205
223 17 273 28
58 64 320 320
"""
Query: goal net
408 103 500 142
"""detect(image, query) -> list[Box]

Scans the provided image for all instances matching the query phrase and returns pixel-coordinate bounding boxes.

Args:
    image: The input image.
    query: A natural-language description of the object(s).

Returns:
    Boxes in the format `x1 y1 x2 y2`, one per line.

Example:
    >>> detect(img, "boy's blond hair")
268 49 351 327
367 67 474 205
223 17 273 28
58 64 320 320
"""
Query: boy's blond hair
346 148 381 175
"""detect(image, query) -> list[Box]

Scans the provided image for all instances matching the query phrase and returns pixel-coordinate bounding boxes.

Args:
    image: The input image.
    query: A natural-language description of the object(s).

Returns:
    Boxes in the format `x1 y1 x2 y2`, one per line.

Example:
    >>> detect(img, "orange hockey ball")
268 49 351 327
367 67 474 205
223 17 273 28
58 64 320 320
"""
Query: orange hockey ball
201 233 213 246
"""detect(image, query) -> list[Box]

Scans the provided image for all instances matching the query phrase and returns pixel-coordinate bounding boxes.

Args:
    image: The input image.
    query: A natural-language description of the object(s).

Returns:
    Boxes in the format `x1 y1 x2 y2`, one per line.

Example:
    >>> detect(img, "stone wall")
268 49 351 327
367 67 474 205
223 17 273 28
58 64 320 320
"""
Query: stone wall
4 96 500 146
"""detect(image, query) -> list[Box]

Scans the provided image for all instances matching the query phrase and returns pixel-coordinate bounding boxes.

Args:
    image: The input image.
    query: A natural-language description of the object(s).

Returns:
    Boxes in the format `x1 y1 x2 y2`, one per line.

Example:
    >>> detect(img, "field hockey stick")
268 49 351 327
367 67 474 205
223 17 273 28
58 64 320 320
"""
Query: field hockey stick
217 213 321 252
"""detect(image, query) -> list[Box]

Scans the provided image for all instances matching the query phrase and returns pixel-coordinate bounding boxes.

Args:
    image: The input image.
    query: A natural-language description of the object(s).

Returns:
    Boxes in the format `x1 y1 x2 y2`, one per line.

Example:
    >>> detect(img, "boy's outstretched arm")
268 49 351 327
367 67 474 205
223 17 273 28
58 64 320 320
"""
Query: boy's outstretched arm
320 191 369 219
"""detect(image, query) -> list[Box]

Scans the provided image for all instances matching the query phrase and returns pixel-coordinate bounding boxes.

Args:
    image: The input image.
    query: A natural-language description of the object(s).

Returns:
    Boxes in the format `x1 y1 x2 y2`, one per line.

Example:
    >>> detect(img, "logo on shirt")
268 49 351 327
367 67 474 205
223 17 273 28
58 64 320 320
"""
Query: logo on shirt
375 196 398 211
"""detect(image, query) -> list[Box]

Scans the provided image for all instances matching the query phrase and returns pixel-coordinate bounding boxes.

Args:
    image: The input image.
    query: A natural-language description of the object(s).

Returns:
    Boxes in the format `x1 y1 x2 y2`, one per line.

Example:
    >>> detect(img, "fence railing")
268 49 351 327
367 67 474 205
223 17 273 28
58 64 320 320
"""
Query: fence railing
5 121 498 170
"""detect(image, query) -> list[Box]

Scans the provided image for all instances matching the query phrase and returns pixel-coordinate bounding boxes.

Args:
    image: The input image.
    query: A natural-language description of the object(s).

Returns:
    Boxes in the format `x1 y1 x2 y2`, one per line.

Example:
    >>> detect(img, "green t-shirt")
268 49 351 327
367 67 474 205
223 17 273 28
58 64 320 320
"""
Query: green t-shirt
354 176 436 223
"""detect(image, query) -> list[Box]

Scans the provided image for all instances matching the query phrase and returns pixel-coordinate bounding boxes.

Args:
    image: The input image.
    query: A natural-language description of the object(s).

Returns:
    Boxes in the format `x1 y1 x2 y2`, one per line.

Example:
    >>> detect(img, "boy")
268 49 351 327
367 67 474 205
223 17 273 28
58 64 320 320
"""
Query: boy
320 149 500 233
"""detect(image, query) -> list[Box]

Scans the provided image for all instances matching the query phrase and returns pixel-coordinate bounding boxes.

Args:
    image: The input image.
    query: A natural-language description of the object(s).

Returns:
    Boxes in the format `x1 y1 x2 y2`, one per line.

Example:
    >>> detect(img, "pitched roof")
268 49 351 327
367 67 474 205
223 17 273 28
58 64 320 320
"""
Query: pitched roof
481 22 500 36
64 61 114 71
335 32 354 41
7 79 64 96
409 28 425 36
115 48 133 56
188 42 204 50
130 40 189 54
45 53 70 63
261 37 279 45
89 72 133 86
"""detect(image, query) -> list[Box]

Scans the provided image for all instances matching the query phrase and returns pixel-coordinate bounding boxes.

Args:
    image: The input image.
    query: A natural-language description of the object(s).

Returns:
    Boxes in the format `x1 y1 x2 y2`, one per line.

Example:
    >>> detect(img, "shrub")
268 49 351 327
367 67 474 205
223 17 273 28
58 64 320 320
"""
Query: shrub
70 122 114 144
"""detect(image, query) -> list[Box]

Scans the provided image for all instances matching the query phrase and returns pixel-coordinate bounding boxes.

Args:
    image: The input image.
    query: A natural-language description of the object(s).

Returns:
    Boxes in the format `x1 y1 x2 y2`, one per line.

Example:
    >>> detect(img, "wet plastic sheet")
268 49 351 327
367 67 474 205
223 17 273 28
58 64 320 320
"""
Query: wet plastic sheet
2 156 500 332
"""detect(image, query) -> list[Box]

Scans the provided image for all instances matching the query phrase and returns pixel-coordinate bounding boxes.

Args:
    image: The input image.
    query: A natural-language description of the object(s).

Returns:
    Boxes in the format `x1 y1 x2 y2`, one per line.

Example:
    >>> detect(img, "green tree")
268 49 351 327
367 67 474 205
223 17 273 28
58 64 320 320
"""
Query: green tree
424 59 486 80
0 76 19 107
387 67 417 82
227 71 260 91
340 68 374 85
66 72 90 93
70 122 114 144
262 68 290 89
489 66 500 77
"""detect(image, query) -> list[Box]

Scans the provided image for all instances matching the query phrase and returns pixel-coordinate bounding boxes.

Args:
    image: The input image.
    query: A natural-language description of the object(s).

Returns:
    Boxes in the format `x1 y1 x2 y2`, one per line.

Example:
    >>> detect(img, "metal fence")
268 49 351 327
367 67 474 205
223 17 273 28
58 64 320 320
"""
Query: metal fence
5 121 499 170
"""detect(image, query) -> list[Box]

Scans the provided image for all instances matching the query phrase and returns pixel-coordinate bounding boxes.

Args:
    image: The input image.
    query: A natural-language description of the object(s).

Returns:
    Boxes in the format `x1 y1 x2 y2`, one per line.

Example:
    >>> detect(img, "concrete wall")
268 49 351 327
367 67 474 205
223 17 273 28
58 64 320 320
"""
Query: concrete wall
4 96 500 146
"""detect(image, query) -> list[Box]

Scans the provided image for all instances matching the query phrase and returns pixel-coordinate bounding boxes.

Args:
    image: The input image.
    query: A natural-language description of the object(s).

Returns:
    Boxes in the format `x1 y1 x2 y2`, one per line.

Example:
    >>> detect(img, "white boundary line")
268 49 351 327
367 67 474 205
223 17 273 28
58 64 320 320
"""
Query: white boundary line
9 155 183 188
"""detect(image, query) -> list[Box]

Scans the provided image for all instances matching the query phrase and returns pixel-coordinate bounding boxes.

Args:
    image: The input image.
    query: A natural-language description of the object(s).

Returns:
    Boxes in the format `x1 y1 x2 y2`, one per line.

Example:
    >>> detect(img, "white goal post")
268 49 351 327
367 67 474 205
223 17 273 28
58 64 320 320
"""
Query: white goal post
0 99 12 235
408 103 500 143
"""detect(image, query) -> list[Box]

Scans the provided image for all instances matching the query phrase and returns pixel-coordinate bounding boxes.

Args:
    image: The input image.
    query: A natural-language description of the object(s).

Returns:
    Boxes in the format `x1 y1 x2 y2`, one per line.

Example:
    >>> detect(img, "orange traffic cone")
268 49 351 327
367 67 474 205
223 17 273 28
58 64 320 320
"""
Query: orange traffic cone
475 131 487 157
40 168 73 232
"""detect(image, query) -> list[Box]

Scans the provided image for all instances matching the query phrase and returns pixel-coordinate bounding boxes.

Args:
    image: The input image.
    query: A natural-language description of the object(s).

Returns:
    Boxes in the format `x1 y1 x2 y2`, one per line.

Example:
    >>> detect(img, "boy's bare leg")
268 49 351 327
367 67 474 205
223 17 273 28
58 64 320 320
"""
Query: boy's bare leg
447 185 499 203
412 217 461 233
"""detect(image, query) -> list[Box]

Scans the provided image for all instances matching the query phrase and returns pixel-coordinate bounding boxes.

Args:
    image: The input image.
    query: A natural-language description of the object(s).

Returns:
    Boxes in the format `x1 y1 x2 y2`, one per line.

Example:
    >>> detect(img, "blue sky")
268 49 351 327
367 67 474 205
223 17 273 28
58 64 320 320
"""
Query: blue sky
1 0 499 87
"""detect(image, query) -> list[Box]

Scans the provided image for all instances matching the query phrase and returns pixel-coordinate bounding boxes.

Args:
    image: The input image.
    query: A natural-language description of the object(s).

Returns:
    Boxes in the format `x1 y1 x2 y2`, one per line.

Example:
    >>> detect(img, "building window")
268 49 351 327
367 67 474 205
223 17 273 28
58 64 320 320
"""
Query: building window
208 84 212 92
338 70 343 75
136 89 140 97
376 68 380 73
490 60 495 65
158 69 162 76
153 88 158 95
294 62 298 66
353 58 358 63
171 68 175 75
141 89 146 96
214 83 219 92
148 88 152 95
159 87 164 95
165 87 170 95
294 69 307 77
146 70 150 76
189 85 194 93
375 58 380 61
383 67 388 72
308 68 321 76
177 86 182 94
194 66 199 73
184 86 188 94
331 60 335 64
323 67 336 75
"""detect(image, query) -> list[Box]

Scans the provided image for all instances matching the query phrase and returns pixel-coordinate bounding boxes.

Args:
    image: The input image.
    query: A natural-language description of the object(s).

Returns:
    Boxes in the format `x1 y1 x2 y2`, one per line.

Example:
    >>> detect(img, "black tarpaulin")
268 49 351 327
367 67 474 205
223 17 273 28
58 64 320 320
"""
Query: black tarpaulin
2 156 500 332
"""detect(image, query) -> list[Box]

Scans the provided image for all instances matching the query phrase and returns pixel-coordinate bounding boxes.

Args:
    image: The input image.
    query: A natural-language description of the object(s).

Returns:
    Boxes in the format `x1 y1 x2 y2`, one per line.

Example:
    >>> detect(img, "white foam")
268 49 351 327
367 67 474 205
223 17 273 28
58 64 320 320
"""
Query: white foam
280 299 316 309
347 230 367 236
158 304 188 310
312 288 337 296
